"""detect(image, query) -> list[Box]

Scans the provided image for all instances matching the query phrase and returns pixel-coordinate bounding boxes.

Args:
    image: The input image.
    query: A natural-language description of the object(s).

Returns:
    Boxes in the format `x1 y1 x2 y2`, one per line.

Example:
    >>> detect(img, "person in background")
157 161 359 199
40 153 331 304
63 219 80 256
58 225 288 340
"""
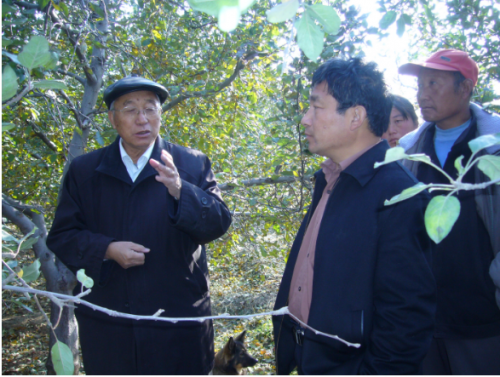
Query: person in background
398 49 500 374
382 94 419 147
46 76 232 374
273 57 436 374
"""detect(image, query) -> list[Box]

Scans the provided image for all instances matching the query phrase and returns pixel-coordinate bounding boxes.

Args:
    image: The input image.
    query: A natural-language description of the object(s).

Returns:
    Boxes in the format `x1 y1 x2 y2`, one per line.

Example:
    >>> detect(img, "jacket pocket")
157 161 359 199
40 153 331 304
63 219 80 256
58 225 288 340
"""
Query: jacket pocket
351 309 364 344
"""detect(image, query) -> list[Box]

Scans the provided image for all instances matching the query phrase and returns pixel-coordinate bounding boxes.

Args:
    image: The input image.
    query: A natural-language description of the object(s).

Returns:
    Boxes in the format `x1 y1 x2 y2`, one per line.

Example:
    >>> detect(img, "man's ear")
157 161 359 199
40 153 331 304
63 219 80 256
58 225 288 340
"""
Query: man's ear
349 106 367 131
461 79 474 100
108 111 117 130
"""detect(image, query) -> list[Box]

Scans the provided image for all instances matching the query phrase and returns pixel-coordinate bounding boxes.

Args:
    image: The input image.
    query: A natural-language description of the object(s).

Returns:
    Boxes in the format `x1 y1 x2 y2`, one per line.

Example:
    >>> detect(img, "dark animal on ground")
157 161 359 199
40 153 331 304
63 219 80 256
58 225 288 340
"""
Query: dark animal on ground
212 331 258 375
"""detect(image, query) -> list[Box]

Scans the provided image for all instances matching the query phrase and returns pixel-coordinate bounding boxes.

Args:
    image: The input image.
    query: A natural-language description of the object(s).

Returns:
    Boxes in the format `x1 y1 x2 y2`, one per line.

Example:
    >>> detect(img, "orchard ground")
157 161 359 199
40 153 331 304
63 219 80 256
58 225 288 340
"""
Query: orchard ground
2 247 286 375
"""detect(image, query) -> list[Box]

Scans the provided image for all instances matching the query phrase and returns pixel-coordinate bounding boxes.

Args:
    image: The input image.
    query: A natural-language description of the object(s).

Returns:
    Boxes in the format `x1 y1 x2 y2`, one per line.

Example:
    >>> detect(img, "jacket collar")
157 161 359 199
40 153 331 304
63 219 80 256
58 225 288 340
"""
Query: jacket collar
313 141 390 190
96 136 168 185
341 140 390 187
399 103 500 155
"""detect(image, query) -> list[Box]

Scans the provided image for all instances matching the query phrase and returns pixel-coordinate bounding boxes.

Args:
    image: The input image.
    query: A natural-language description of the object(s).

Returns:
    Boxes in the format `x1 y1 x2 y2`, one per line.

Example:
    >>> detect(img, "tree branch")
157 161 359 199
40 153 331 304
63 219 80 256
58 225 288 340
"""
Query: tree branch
162 51 266 112
3 284 361 348
57 90 84 129
31 124 59 153
56 69 86 86
219 174 313 191
49 9 96 85
2 82 34 110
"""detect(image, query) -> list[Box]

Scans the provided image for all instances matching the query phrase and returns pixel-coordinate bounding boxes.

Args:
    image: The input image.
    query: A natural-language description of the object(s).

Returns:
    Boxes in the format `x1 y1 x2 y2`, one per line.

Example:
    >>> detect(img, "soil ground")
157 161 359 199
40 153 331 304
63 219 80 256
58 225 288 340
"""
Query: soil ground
2 250 286 375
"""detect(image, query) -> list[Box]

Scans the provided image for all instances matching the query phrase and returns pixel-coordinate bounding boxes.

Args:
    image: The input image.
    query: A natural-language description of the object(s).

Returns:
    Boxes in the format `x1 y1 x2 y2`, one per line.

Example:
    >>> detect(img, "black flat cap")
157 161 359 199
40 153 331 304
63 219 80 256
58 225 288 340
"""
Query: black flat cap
103 76 169 109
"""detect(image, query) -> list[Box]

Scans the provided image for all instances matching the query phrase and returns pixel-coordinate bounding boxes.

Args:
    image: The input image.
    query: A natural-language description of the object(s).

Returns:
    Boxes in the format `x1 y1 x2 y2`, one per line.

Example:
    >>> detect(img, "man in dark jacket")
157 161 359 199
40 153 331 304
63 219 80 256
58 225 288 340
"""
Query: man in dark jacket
398 49 500 374
46 76 232 374
273 58 436 374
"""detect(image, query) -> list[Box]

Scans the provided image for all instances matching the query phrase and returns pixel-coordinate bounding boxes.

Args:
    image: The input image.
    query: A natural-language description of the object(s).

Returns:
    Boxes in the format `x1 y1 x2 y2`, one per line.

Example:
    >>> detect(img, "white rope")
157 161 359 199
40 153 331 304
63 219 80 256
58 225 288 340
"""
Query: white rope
3 285 360 348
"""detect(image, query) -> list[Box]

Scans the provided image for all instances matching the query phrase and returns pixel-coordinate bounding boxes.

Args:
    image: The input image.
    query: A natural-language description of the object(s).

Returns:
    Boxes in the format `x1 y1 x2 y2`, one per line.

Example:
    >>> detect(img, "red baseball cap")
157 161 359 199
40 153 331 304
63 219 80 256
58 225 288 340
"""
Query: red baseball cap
399 49 478 86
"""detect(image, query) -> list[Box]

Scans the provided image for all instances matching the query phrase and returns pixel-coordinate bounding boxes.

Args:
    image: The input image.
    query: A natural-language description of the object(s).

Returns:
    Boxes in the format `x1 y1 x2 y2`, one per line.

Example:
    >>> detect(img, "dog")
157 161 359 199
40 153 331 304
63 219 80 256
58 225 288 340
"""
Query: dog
212 330 258 375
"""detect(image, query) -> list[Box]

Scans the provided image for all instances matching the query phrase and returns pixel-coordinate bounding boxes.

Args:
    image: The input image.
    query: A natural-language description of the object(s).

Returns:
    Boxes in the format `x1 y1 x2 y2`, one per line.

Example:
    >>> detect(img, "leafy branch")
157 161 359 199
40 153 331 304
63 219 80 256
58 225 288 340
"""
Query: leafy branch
374 133 500 243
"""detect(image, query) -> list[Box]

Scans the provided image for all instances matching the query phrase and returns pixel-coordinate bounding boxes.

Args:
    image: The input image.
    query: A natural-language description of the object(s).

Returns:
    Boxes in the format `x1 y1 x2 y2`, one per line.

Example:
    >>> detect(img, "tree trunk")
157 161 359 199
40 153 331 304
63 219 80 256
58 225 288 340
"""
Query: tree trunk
2 197 80 374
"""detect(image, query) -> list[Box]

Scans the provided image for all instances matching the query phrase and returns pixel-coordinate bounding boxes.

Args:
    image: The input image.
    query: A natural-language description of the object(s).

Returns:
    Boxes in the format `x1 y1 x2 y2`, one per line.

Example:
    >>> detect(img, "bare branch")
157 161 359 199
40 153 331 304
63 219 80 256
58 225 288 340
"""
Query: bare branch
219 174 313 191
49 9 96 85
163 61 245 112
3 284 361 348
2 82 34 109
32 124 59 153
57 90 84 129
56 69 86 86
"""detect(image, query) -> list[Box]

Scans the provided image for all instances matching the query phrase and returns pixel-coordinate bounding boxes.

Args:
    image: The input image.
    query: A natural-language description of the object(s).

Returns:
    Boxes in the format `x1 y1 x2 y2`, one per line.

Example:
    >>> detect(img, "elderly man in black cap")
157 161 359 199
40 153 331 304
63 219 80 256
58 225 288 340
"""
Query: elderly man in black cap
47 76 232 374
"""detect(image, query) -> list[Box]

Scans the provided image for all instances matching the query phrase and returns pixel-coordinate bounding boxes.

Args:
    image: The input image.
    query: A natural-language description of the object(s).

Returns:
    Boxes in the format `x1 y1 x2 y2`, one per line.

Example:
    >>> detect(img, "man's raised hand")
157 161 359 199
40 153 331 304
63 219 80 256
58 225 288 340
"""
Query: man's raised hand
149 150 182 200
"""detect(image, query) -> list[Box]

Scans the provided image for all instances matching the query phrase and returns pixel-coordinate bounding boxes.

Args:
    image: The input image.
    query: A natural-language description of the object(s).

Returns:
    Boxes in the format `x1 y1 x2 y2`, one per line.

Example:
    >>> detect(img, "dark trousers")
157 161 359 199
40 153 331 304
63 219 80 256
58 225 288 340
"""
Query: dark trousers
423 335 500 374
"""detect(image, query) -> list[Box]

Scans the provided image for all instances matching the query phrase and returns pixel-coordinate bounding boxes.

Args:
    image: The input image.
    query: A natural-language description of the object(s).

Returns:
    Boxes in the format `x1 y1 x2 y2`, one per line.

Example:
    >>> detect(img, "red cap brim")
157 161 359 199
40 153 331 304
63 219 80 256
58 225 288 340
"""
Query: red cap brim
398 62 460 76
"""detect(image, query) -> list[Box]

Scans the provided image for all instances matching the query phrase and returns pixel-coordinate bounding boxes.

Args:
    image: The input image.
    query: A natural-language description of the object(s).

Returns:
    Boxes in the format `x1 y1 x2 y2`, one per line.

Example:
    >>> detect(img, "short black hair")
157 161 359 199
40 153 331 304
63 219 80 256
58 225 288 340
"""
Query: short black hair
311 58 392 136
391 94 418 126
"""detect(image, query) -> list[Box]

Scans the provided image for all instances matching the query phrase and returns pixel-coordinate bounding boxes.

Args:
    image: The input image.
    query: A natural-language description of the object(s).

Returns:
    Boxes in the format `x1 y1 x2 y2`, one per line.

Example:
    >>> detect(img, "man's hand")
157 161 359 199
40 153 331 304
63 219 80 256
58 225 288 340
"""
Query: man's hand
105 241 150 269
149 150 182 200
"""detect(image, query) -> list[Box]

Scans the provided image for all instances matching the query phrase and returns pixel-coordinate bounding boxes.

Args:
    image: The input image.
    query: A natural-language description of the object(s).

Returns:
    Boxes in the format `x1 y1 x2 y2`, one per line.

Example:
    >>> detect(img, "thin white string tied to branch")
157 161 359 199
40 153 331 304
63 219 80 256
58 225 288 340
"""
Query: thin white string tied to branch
3 285 361 348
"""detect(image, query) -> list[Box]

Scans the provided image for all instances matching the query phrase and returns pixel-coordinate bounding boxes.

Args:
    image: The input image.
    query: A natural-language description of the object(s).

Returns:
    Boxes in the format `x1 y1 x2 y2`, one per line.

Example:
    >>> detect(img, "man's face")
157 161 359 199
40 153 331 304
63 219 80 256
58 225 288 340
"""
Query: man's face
417 68 465 127
108 91 161 156
382 107 417 147
301 81 353 161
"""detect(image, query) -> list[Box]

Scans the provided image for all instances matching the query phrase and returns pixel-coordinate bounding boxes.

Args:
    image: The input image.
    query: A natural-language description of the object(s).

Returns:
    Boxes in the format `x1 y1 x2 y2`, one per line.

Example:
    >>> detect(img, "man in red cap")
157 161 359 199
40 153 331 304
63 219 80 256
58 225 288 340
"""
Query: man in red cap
398 49 500 374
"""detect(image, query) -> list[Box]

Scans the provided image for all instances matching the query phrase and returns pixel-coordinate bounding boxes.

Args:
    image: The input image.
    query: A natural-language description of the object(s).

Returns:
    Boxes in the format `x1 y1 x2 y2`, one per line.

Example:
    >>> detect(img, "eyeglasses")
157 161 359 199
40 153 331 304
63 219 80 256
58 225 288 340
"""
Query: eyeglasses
114 107 161 119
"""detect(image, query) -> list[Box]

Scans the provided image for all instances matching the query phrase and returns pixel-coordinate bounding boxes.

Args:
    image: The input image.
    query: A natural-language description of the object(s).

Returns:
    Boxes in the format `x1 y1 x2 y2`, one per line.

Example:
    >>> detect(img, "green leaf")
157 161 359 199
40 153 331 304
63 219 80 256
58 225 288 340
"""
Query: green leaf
374 146 407 168
2 123 16 132
38 0 50 9
2 37 13 47
75 126 83 136
396 16 405 37
20 235 40 250
425 195 460 244
306 4 341 35
468 132 500 154
22 259 41 283
402 13 412 25
89 2 105 18
295 12 324 61
2 65 19 101
2 229 18 242
384 182 431 206
187 0 220 16
51 341 74 375
2 4 17 16
407 153 432 164
379 10 397 29
218 6 240 32
2 51 21 65
454 155 465 175
34 80 68 90
18 36 52 71
44 52 59 70
77 269 94 288
477 155 500 182
59 2 69 17
96 130 104 146
266 0 299 24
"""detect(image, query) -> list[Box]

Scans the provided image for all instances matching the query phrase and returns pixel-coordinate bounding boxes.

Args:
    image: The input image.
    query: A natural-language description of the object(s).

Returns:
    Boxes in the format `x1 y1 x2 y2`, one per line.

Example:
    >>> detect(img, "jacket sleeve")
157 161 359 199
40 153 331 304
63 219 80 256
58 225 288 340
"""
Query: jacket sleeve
167 154 232 245
359 194 436 374
46 163 115 281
